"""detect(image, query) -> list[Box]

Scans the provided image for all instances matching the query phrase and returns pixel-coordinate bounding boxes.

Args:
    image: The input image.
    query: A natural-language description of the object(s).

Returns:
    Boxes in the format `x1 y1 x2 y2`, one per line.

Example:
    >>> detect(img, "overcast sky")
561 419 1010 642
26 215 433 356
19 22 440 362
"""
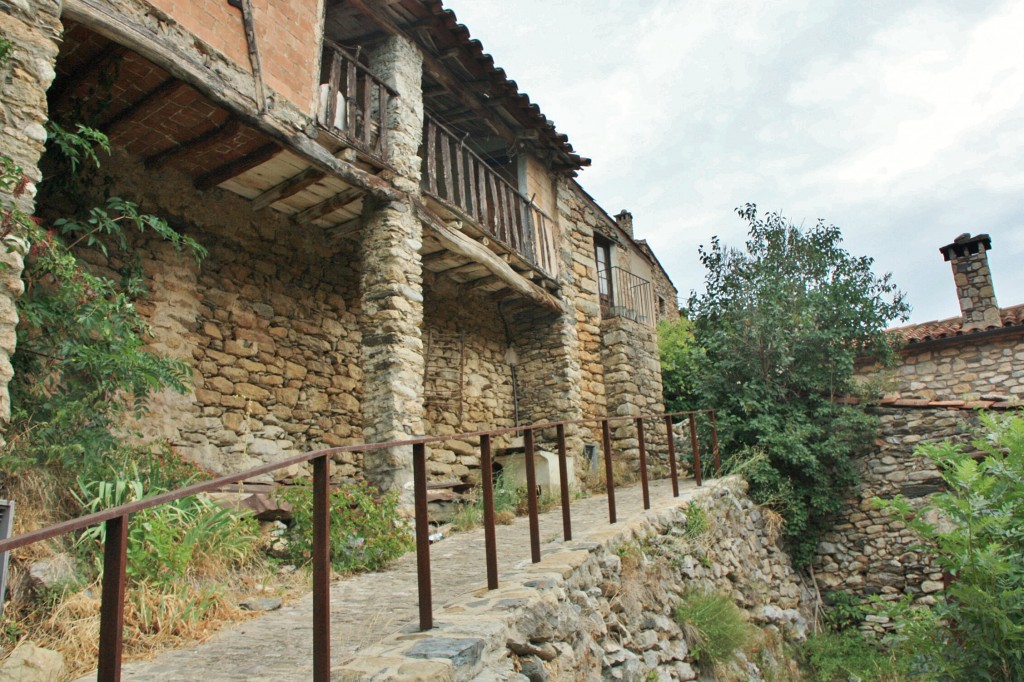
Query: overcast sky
444 0 1024 326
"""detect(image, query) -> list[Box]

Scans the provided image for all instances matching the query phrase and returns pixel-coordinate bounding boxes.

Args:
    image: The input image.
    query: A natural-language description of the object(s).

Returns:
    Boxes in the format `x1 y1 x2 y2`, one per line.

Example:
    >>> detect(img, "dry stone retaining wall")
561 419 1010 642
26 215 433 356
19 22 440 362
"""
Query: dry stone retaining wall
814 407 981 604
336 478 812 682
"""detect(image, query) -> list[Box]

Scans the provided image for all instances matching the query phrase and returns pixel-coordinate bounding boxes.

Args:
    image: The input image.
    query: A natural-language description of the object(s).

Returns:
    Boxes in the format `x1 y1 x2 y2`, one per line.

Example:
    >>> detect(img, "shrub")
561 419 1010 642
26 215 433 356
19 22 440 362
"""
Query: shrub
277 481 412 573
674 590 754 665
800 629 902 682
877 412 1024 680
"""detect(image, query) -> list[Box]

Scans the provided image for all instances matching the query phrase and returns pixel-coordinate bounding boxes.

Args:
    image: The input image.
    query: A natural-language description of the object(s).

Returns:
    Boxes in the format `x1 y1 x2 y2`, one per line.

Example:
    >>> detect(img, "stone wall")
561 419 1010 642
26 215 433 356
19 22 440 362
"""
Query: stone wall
601 315 668 472
814 407 981 603
0 0 61 435
63 150 366 480
857 333 1024 403
336 478 811 681
423 273 516 481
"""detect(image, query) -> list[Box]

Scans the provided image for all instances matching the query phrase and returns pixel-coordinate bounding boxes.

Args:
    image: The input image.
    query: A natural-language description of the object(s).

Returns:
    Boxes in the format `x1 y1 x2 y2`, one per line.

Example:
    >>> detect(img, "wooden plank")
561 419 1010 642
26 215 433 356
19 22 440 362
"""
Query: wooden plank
326 49 342 128
486 173 501 242
294 188 362 224
467 155 479 222
476 157 488 227
239 0 267 112
376 83 388 158
440 133 454 202
414 201 563 313
144 118 241 170
194 143 282 191
361 68 373 146
102 78 189 135
426 121 438 195
346 60 358 134
251 167 327 211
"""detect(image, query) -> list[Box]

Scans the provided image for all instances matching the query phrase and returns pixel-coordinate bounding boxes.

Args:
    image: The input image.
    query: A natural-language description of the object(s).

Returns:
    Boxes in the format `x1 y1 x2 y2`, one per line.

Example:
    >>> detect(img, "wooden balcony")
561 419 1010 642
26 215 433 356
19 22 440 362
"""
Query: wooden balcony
420 115 558 281
317 41 396 164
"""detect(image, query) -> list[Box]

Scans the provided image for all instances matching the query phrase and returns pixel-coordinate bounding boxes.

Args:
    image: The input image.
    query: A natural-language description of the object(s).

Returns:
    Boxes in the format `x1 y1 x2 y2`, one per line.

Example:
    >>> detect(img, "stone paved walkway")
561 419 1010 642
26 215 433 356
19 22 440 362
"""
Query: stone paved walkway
96 478 701 681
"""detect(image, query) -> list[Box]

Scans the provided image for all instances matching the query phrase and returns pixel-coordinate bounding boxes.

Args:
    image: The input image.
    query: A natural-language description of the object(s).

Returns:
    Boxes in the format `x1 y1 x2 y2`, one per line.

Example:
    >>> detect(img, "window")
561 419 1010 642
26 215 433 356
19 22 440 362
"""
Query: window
595 235 613 311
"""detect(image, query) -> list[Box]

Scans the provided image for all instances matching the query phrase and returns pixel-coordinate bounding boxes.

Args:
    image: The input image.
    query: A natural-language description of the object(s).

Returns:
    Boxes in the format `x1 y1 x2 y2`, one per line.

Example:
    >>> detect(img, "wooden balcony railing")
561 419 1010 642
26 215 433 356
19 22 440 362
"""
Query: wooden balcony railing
602 266 656 325
317 41 396 161
421 115 558 279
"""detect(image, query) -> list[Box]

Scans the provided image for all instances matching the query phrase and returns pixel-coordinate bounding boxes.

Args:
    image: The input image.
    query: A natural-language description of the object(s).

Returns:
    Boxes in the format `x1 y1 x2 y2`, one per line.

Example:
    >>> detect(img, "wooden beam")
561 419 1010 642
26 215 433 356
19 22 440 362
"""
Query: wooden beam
102 78 189 135
294 188 362 224
344 0 518 147
193 142 281 191
48 45 127 108
325 217 362 241
422 249 452 263
144 118 241 170
414 201 563 313
251 167 326 211
464 274 500 288
64 0 399 202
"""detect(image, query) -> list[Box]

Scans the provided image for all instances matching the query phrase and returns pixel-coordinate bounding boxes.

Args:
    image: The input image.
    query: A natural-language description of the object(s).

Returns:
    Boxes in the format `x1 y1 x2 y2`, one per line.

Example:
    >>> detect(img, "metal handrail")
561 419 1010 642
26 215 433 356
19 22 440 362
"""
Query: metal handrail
0 409 719 681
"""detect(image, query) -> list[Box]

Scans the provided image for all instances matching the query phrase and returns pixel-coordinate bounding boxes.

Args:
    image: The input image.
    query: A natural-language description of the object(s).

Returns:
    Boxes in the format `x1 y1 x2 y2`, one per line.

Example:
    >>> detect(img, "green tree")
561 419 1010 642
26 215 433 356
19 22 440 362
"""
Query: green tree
677 204 909 564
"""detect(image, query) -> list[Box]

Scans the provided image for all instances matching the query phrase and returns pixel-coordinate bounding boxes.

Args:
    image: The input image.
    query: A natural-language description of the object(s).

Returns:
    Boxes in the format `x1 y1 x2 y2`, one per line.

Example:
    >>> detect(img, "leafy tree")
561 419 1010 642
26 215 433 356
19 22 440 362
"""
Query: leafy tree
673 204 909 564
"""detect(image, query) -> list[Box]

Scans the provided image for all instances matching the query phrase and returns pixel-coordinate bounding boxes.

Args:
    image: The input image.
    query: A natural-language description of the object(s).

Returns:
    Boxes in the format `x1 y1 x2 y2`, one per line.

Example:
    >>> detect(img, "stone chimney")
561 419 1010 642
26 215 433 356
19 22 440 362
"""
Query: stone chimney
939 233 1001 332
614 210 633 238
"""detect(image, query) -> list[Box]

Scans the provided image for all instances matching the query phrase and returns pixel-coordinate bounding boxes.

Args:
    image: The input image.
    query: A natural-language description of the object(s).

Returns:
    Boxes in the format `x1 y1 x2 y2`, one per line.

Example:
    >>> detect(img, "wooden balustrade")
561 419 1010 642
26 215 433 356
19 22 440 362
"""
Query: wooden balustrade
318 41 396 162
421 115 558 279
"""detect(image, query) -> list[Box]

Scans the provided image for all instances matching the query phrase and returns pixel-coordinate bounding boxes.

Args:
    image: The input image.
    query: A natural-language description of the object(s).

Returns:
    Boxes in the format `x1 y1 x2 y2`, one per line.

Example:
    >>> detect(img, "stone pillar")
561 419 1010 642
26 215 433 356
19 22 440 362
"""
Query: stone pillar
358 35 424 492
601 316 667 472
0 2 62 437
940 233 1000 332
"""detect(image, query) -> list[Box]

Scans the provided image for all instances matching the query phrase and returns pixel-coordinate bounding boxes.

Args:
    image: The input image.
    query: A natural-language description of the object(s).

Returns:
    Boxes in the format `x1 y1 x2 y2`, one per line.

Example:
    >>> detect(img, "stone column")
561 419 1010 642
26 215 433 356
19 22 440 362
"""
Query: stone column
358 35 424 492
0 2 62 439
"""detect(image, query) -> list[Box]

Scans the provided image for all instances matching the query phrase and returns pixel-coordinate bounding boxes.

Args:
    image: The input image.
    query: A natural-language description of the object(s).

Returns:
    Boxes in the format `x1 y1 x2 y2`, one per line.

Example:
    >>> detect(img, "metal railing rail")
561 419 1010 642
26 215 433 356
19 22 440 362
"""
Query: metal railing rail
420 114 558 278
602 266 656 325
0 409 720 682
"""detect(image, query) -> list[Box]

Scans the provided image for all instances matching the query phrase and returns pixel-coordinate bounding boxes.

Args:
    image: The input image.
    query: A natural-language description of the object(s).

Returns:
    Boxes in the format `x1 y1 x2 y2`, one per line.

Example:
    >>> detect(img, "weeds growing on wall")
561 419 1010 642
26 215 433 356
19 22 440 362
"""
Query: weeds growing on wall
674 590 755 666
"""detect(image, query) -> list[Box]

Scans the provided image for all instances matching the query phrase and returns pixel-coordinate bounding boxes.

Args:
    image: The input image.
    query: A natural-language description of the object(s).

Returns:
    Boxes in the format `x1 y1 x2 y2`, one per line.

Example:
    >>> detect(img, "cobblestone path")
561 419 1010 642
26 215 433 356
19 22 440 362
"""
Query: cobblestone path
98 478 700 681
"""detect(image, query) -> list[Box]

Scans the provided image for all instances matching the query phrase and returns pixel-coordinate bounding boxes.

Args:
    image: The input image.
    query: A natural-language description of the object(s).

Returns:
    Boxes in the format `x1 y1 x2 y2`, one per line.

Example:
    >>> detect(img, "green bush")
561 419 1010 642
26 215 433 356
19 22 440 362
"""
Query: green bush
75 464 259 585
877 412 1024 680
278 481 412 573
674 590 754 665
801 629 902 682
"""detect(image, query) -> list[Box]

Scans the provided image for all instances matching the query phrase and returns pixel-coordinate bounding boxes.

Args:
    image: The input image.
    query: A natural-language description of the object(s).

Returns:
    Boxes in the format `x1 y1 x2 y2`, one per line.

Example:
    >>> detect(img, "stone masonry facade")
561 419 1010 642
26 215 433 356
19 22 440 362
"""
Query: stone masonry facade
1 0 677 491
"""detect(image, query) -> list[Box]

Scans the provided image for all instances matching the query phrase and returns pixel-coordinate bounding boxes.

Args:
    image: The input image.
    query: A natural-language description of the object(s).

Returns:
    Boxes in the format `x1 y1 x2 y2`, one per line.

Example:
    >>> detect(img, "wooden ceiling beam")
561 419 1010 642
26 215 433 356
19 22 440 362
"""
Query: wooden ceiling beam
294 188 362 224
144 118 241 170
193 142 281 191
252 167 326 211
49 45 128 108
102 78 190 136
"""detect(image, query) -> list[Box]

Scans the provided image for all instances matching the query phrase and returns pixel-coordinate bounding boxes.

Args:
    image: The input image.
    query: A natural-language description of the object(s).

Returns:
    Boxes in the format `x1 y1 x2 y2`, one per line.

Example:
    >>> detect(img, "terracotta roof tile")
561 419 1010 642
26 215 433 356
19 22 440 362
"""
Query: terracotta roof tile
889 303 1024 345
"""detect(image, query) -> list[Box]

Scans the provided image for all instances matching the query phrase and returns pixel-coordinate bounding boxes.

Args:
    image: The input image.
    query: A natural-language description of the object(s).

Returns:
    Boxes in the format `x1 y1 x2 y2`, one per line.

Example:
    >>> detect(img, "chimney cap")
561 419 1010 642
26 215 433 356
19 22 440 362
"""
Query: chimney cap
940 233 991 262
615 209 632 220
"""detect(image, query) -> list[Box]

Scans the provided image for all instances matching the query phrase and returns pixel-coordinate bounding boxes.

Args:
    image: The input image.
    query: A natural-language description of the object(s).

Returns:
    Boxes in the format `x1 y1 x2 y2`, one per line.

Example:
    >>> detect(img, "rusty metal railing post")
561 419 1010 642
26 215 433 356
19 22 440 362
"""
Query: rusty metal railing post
556 423 572 541
480 434 499 590
523 428 541 564
689 413 703 487
710 411 721 475
636 417 650 510
311 454 331 682
97 515 128 682
664 415 679 497
412 442 432 630
602 418 617 523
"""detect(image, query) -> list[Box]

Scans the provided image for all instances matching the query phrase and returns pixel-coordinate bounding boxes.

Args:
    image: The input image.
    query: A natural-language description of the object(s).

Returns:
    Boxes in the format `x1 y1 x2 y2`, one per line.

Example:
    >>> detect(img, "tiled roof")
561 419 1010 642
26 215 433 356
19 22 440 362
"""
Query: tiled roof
421 0 591 169
889 303 1024 345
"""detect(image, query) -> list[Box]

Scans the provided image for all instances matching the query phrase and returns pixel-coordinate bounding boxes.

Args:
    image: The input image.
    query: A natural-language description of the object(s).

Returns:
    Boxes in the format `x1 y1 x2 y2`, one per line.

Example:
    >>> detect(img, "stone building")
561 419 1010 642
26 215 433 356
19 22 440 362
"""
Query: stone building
816 233 1022 603
0 0 676 490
